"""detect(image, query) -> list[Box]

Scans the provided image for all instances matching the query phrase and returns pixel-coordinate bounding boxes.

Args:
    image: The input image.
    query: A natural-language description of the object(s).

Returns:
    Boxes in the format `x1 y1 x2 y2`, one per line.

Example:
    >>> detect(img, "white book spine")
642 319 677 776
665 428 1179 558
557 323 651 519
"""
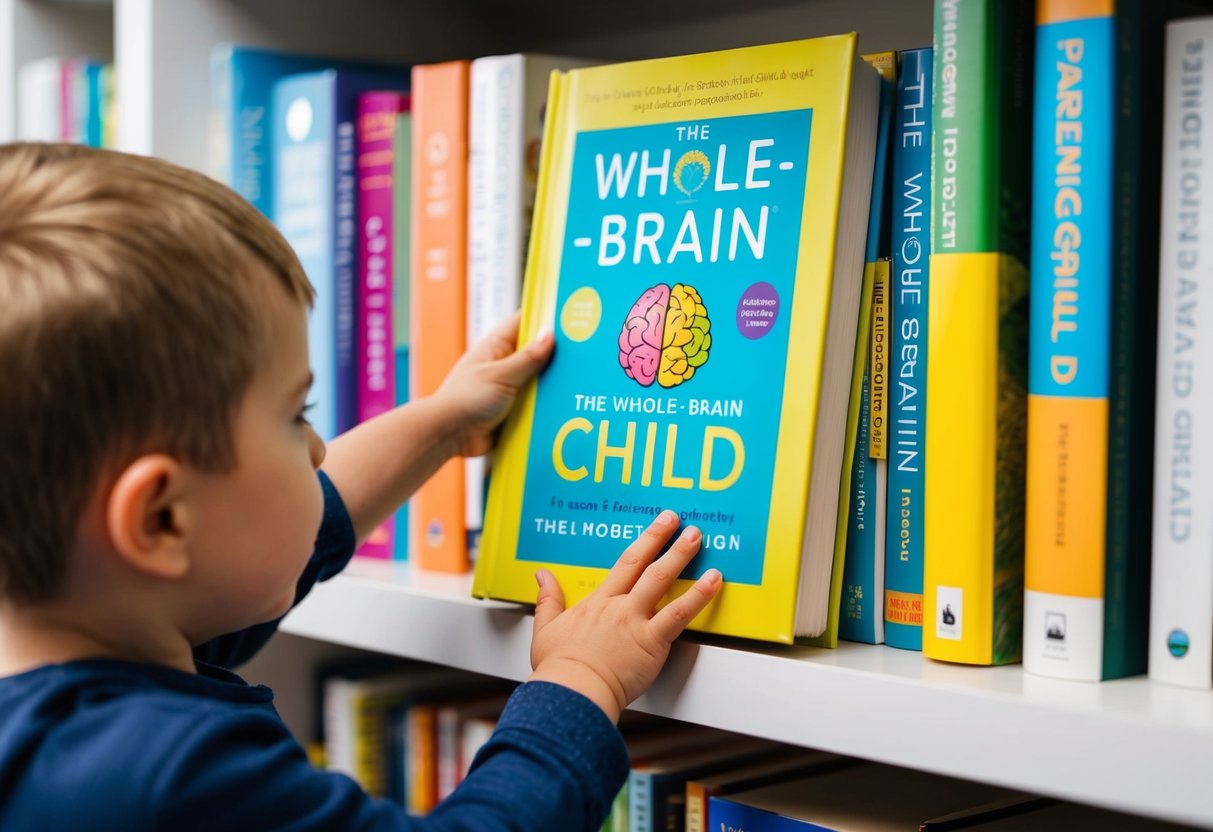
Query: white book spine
1149 16 1213 689
17 58 62 142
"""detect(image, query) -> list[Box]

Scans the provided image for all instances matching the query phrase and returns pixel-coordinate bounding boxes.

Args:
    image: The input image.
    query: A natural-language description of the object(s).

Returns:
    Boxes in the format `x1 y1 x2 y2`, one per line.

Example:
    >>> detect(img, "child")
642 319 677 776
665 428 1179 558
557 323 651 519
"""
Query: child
0 142 723 830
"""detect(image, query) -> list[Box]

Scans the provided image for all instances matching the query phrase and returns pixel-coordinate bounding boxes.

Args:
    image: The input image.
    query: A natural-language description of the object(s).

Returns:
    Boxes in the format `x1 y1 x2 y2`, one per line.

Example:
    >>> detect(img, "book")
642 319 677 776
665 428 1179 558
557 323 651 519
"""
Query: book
410 60 472 573
1150 15 1213 689
685 749 846 832
355 90 410 559
922 0 1034 666
884 46 933 652
465 53 600 558
840 50 897 646
272 66 411 441
708 764 1025 831
435 691 510 800
1023 0 1156 682
392 110 415 561
473 34 881 644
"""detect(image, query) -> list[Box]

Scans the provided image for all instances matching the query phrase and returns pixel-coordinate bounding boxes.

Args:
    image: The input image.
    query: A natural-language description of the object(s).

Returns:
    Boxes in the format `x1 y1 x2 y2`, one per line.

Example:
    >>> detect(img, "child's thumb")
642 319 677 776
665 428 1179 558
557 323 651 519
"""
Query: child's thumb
532 569 566 632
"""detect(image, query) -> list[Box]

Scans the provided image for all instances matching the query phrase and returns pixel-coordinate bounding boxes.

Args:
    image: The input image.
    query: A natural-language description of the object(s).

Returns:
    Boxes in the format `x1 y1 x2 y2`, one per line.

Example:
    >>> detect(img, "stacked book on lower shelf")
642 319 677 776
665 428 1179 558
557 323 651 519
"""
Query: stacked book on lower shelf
280 559 1213 828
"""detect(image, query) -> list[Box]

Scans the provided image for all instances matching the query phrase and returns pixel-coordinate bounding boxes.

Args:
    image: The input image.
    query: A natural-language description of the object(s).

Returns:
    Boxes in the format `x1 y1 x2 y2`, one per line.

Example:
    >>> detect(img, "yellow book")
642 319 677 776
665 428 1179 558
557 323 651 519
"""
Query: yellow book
472 35 881 643
922 0 1033 666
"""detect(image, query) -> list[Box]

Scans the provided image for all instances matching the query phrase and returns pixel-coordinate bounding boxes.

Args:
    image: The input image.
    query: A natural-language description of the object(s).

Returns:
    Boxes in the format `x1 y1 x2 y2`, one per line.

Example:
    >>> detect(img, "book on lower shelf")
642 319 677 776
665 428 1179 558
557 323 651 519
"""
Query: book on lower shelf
472 33 881 644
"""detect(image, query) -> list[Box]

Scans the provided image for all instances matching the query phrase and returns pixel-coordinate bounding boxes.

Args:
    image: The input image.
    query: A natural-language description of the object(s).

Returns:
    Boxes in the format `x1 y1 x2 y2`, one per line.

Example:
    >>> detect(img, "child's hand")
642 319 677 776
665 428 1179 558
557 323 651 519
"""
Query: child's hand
527 510 723 722
435 310 554 458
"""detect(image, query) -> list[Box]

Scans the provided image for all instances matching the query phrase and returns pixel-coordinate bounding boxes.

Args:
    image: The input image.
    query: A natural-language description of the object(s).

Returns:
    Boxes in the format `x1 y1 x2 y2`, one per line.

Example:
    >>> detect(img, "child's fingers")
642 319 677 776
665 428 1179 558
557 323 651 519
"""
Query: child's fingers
485 326 555 390
532 569 566 635
596 510 680 596
466 310 523 362
627 525 703 612
649 568 722 644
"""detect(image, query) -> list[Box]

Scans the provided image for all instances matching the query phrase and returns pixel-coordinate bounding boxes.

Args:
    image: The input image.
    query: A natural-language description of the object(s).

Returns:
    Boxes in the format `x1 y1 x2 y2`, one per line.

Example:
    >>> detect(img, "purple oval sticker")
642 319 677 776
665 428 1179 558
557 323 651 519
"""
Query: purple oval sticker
736 281 780 340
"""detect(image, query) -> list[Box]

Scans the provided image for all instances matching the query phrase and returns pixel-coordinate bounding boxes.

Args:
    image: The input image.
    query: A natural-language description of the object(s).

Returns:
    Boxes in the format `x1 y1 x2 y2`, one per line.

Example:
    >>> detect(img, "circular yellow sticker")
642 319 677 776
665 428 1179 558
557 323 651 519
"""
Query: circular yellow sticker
560 286 602 342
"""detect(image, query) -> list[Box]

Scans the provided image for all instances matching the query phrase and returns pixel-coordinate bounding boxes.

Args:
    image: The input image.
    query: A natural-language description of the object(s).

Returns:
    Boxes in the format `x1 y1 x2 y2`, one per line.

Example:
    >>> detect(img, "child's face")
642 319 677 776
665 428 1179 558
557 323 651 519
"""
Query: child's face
184 277 326 638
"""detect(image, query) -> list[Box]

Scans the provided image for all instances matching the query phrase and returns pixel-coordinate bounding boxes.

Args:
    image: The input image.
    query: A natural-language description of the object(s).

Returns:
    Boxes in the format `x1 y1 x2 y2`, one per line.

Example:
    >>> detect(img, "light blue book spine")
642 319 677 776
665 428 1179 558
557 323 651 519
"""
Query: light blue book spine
883 47 933 651
274 72 338 440
839 56 895 645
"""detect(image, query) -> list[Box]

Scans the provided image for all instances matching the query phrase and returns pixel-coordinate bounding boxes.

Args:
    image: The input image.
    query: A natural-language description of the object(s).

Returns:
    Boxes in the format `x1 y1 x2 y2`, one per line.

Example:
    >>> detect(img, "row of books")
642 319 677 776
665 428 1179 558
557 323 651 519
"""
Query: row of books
315 659 514 812
467 0 1213 695
209 45 600 568
211 0 1213 692
316 663 1193 830
16 56 115 147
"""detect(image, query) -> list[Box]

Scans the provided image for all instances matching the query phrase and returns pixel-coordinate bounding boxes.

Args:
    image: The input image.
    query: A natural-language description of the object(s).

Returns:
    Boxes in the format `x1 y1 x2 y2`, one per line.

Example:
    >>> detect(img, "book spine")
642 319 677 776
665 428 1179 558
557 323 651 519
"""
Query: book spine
627 770 653 832
1101 0 1162 681
1149 16 1213 690
685 782 707 832
1024 1 1114 681
410 61 471 572
335 98 359 436
274 73 339 441
355 91 409 559
407 705 439 814
884 46 932 652
233 59 275 219
392 111 414 561
466 55 525 555
924 0 1032 666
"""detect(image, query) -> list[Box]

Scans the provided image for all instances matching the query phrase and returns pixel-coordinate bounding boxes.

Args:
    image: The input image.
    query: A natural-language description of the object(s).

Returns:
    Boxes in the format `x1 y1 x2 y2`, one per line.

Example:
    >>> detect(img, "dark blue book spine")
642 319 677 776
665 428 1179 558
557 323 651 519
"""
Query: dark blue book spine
884 47 933 651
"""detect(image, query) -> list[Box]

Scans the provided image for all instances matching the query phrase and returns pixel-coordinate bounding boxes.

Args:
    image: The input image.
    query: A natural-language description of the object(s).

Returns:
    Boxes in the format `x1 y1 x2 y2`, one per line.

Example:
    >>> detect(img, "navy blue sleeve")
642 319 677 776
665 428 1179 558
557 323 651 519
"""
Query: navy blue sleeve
156 682 628 831
193 470 357 668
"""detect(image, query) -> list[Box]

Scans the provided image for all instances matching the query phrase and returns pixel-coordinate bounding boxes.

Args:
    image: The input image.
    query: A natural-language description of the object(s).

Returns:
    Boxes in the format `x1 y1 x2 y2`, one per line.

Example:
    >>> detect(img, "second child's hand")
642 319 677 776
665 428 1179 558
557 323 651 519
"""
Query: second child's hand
527 510 723 722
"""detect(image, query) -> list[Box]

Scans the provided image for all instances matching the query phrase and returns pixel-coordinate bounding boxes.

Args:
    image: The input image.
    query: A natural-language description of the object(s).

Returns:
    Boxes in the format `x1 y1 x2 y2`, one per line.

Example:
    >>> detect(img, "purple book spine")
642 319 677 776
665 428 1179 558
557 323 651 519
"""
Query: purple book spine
355 90 410 559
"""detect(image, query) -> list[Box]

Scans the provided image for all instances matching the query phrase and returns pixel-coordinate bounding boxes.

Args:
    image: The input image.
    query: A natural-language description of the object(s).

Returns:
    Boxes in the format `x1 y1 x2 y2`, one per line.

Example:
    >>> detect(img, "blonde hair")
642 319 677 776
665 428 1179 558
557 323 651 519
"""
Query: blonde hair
0 143 313 604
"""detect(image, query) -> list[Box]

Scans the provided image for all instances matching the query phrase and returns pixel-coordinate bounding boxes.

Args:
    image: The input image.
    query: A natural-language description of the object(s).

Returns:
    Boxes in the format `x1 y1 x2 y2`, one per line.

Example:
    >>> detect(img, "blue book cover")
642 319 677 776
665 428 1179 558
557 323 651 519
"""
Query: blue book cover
273 67 410 441
839 52 896 645
883 47 933 651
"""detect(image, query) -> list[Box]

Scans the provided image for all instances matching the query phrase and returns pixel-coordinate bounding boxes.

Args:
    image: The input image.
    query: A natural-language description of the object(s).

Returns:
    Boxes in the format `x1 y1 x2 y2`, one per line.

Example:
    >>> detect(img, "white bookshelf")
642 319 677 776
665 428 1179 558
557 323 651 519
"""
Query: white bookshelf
283 561 1213 829
0 0 113 141
6 0 1211 828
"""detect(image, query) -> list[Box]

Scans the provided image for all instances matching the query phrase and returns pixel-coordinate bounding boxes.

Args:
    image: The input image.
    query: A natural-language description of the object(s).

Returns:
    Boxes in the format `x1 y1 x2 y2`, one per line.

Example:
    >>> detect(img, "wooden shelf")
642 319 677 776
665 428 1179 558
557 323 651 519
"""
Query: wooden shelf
282 559 1213 829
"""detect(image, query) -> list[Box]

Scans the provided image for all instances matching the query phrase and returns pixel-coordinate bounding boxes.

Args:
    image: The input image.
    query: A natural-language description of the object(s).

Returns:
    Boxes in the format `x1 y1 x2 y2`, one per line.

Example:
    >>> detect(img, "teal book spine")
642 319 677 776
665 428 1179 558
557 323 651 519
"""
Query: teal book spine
883 47 932 651
392 111 414 561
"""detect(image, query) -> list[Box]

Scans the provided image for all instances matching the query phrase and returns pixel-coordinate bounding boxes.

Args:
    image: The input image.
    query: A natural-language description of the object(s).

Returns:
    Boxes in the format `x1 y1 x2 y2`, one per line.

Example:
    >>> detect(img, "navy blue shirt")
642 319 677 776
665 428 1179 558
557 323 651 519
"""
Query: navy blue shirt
0 472 628 830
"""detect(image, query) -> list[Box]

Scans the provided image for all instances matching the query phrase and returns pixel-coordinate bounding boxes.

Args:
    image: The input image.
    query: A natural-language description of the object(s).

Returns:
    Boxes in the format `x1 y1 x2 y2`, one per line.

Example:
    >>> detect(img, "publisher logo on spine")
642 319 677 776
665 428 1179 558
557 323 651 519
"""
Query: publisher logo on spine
936 586 962 640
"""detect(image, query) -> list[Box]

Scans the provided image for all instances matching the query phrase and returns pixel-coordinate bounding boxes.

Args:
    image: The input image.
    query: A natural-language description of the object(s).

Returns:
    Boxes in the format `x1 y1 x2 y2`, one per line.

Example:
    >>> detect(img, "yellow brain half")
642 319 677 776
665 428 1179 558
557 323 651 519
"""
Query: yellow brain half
658 284 712 388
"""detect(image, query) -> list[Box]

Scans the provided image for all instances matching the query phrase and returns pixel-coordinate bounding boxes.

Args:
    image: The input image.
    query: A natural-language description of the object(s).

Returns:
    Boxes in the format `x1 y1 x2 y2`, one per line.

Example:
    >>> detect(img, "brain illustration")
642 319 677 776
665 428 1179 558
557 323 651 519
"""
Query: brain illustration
618 283 712 388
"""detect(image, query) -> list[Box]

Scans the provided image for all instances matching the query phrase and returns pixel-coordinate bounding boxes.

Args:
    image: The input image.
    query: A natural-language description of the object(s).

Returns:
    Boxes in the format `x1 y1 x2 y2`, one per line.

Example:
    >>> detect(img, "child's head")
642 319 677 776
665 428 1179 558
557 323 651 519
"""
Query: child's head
0 143 318 619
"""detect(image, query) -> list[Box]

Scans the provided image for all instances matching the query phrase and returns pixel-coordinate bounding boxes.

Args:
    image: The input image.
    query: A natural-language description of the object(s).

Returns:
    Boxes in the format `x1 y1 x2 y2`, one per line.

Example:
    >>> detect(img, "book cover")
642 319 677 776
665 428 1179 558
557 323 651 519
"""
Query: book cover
355 90 410 559
1150 15 1213 690
1024 1 1116 681
923 0 1034 666
392 110 414 561
884 46 933 652
465 53 601 559
273 67 411 442
410 60 471 573
839 50 896 646
472 35 881 643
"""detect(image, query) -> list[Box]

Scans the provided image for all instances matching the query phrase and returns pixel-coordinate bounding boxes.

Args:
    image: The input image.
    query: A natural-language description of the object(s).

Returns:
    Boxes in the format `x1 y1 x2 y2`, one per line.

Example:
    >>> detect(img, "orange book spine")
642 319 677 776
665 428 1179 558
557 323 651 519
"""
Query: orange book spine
409 60 470 572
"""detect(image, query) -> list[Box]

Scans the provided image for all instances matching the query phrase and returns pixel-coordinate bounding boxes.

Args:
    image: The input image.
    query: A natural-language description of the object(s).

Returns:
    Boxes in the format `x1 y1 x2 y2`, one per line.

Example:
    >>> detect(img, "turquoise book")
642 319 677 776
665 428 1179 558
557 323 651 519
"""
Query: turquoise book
392 111 414 560
883 46 933 651
272 67 410 440
839 51 897 645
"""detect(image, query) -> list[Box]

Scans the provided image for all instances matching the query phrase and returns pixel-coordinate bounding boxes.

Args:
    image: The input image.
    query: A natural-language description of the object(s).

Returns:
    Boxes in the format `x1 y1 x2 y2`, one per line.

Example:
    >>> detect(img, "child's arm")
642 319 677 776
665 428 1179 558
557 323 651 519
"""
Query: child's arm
320 311 552 544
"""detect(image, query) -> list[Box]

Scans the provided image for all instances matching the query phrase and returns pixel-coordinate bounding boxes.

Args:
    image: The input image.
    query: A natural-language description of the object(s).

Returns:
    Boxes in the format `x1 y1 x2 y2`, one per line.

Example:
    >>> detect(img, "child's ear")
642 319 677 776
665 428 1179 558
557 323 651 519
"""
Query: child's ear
105 454 192 581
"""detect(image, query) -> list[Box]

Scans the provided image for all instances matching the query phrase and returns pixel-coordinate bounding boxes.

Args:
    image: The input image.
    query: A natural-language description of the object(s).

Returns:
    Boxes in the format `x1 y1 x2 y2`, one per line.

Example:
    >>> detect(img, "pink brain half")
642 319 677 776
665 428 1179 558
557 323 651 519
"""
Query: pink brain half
618 284 670 386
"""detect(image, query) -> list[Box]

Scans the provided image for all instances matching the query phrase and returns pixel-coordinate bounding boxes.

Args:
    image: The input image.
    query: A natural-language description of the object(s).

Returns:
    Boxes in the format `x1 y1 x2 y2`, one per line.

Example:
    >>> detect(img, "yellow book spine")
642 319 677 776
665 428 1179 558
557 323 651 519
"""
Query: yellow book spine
923 252 1027 665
